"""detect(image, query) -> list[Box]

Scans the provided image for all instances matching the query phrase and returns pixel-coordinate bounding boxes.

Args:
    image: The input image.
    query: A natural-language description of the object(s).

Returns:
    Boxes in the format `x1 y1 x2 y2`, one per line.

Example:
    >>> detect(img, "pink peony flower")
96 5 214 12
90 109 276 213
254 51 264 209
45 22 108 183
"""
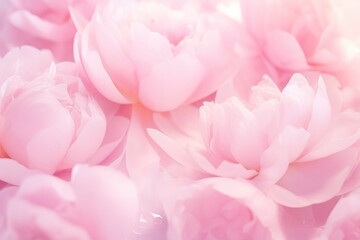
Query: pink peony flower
0 46 129 184
318 189 360 239
160 177 285 240
76 0 239 111
0 165 139 240
0 0 78 60
236 0 360 89
149 73 360 207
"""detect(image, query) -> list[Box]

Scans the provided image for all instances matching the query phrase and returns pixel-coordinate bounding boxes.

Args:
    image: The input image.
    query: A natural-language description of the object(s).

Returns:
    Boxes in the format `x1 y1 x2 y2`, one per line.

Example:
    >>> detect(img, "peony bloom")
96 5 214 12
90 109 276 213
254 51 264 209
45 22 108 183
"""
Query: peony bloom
76 0 239 112
0 0 77 60
0 47 129 184
318 189 360 240
0 165 139 240
236 0 360 89
149 73 360 207
160 177 285 240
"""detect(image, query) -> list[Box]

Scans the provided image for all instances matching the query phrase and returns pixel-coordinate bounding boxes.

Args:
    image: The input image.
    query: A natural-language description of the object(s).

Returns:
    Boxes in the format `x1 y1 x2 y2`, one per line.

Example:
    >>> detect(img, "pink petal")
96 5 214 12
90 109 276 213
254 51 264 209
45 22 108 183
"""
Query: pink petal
189 149 258 178
125 107 161 183
87 116 129 166
264 30 308 70
147 128 194 170
94 16 137 100
280 73 314 129
300 110 360 161
71 165 139 240
273 148 358 207
0 46 53 82
239 0 267 42
79 26 131 104
10 11 75 42
5 199 90 240
306 77 332 146
0 159 36 185
255 126 310 186
139 53 204 111
130 22 173 77
60 103 107 169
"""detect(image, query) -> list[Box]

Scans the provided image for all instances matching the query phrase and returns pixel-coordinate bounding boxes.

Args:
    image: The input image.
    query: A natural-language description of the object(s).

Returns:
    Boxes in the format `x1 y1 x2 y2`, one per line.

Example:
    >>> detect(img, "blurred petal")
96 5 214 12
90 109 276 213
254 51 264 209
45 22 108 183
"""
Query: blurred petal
72 165 139 240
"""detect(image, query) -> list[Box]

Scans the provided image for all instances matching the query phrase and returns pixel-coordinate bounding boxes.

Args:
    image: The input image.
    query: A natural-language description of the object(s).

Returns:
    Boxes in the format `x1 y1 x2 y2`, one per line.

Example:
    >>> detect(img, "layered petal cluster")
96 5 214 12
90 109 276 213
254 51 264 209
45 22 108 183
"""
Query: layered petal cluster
0 0 77 60
0 47 129 184
0 165 139 240
161 177 285 240
237 0 360 88
150 73 360 207
76 0 239 111
0 0 360 239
